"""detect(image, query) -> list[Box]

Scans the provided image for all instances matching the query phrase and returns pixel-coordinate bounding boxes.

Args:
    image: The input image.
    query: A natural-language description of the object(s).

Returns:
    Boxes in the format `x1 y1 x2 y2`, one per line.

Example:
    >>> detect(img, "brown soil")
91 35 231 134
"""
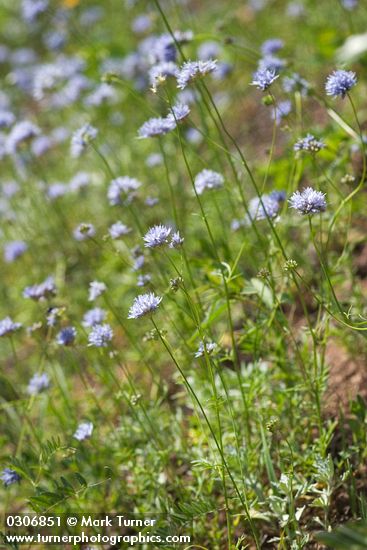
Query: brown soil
324 338 367 416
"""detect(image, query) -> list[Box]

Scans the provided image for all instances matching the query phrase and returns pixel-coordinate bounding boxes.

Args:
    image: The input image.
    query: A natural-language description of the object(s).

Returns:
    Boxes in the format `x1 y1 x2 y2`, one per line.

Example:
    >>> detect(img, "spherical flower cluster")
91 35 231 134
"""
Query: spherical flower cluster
287 1 305 17
131 14 152 34
74 421 93 441
167 103 191 122
194 169 224 195
88 281 107 301
270 190 287 202
56 326 77 346
0 110 15 128
133 254 145 271
69 171 91 192
83 307 107 327
176 59 217 90
212 62 233 81
0 317 22 337
46 306 64 327
27 373 50 395
70 124 98 157
143 225 172 248
145 153 163 167
138 116 176 139
21 0 48 23
47 182 67 200
84 83 117 107
23 276 56 301
272 100 291 125
6 120 40 154
325 70 357 98
261 38 284 56
283 72 310 95
294 134 325 153
289 187 327 214
186 128 202 144
248 195 281 221
152 34 177 63
3 241 27 263
232 191 286 231
88 323 113 347
109 221 131 239
198 41 221 61
258 56 285 73
170 231 184 248
138 103 190 139
108 176 141 205
73 223 96 241
137 274 151 287
128 292 162 319
341 0 358 10
195 341 218 358
33 63 64 100
1 468 21 487
149 61 178 89
251 68 279 91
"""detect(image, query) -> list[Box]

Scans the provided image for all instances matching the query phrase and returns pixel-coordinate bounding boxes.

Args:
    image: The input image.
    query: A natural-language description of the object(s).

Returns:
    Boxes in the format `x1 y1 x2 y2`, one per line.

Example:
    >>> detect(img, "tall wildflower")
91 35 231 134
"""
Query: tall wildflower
289 187 326 214
128 293 162 319
325 70 357 98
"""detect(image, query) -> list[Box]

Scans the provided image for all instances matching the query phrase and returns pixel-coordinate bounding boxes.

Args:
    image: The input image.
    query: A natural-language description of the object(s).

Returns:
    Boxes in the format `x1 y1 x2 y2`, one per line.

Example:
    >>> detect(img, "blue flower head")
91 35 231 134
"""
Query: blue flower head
128 292 162 319
261 38 284 56
57 326 77 346
70 124 98 157
83 307 107 327
341 0 358 10
1 468 21 487
74 421 93 441
153 34 177 63
0 110 15 128
176 59 217 90
251 68 279 91
289 187 326 214
194 169 224 195
21 0 48 23
294 134 325 153
325 70 357 98
167 103 191 123
137 274 151 287
73 223 96 241
88 281 106 301
149 62 178 89
272 100 291 125
6 120 40 154
88 323 113 347
4 241 27 263
23 276 56 301
143 225 171 248
170 231 184 248
0 317 22 337
138 117 176 139
248 195 281 221
195 341 218 358
283 72 310 96
258 56 285 73
109 221 131 239
27 373 50 395
108 176 141 206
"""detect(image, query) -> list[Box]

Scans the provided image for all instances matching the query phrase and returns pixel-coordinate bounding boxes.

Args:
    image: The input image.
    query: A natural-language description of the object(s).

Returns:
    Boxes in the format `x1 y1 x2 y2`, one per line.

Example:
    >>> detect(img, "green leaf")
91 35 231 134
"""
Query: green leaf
250 278 274 309
0 374 19 402
316 521 367 549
